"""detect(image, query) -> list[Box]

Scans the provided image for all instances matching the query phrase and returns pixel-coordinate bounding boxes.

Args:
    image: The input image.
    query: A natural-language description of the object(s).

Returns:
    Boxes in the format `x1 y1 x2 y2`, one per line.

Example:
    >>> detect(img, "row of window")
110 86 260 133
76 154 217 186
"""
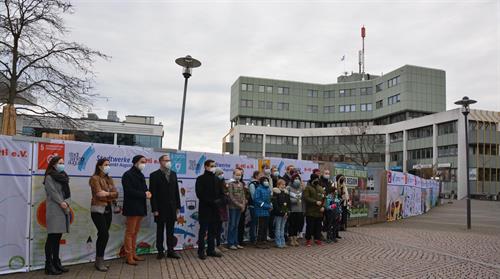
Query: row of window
240 133 263 144
390 131 403 143
266 135 298 146
408 147 433 160
302 135 385 145
387 94 401 105
301 153 385 163
241 84 376 98
438 145 458 157
234 117 372 129
477 168 500 182
240 99 290 111
242 100 374 113
407 125 433 140
387 76 401 88
470 143 499 156
438 121 457 135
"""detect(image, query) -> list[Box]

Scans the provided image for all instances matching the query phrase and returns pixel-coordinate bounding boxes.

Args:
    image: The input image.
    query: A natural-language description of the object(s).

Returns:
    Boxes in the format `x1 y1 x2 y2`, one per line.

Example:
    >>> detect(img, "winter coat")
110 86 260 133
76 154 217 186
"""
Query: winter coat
89 174 118 210
286 185 304 212
195 170 224 223
320 177 334 194
303 183 325 218
253 184 272 217
122 166 148 217
325 194 342 215
149 168 181 222
272 188 291 217
227 180 247 210
44 175 71 234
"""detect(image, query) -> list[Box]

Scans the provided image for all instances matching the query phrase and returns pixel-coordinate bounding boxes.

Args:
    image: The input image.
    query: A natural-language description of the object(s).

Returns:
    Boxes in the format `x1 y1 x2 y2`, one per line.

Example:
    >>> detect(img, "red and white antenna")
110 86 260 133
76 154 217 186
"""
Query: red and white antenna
360 26 366 78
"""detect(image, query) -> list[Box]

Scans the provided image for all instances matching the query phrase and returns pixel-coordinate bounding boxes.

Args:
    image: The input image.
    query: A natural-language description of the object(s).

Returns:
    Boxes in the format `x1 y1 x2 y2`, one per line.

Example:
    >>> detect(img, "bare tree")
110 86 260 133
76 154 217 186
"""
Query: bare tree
0 0 108 135
335 126 385 167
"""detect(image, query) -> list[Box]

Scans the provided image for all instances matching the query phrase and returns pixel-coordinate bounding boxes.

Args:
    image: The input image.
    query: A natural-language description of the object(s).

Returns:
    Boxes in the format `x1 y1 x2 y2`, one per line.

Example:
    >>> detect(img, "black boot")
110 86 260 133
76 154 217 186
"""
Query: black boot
45 260 62 275
53 258 69 273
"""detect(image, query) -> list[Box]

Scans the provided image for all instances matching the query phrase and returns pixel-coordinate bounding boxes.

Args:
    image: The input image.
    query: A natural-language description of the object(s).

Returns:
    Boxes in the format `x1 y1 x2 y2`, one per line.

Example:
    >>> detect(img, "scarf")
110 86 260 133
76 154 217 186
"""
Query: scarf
45 170 71 199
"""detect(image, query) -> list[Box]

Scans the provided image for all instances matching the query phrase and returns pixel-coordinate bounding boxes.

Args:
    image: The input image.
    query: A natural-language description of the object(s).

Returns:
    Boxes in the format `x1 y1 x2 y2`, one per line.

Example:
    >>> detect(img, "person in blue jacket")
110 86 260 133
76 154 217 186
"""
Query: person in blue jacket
253 176 272 249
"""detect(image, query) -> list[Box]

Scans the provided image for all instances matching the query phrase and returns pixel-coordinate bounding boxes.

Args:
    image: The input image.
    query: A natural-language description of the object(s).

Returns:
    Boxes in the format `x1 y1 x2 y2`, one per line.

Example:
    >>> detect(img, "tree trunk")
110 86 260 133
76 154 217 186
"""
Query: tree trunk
1 104 17 135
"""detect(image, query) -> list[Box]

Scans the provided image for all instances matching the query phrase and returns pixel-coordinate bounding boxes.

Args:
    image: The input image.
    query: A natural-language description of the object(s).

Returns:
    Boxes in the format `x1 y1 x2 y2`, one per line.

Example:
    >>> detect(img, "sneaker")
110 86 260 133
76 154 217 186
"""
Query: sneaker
229 245 238 250
306 240 312 247
236 245 244 249
315 240 322 246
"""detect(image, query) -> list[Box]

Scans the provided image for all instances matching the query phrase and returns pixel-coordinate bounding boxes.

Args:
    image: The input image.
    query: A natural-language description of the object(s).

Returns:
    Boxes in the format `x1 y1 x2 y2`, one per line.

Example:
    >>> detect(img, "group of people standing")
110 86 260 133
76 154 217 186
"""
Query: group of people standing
42 156 350 275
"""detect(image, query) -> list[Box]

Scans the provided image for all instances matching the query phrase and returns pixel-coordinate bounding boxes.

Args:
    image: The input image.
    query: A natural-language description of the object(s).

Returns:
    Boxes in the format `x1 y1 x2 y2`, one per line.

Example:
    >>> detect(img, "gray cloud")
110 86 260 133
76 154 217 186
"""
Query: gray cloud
66 0 499 152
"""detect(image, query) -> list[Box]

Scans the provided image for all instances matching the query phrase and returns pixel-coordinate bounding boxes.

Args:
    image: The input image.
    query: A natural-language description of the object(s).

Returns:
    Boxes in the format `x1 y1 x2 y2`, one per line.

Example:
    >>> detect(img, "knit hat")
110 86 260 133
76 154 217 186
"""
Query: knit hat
132 155 145 165
310 173 320 182
291 173 301 181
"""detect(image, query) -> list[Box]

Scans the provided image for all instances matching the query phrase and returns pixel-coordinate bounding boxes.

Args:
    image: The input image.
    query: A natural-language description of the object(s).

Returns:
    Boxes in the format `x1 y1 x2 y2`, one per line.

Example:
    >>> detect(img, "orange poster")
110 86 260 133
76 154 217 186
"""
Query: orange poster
38 143 65 170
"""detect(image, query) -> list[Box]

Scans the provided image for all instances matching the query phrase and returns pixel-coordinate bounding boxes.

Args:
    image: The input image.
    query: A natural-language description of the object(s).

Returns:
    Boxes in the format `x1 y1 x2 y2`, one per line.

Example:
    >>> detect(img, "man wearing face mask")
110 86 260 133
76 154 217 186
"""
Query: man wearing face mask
195 160 224 259
150 154 181 260
282 165 295 186
320 169 333 195
122 155 152 265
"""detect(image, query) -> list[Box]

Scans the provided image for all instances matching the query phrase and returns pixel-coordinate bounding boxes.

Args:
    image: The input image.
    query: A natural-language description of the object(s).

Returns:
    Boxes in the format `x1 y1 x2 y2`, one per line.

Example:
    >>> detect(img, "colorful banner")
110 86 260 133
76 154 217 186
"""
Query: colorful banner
0 136 32 275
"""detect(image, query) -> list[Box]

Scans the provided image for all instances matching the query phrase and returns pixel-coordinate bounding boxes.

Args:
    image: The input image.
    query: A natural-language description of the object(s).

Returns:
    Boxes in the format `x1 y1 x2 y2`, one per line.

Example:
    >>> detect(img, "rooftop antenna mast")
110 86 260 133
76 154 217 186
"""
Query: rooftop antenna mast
359 25 366 80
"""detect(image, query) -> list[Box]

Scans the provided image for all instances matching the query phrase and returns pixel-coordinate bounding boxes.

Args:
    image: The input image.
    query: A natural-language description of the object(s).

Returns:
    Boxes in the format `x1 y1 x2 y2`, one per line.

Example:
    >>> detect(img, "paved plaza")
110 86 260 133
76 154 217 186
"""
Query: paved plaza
4 199 500 279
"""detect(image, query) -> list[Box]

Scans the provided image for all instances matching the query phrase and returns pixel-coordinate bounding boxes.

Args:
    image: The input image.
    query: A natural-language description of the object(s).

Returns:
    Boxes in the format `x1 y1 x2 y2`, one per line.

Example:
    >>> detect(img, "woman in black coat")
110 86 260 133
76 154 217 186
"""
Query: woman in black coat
121 155 151 265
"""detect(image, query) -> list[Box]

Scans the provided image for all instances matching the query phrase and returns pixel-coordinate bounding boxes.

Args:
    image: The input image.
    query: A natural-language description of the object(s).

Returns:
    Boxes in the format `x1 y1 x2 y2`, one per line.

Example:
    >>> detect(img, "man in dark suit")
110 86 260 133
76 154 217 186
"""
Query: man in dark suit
150 154 181 259
195 159 224 260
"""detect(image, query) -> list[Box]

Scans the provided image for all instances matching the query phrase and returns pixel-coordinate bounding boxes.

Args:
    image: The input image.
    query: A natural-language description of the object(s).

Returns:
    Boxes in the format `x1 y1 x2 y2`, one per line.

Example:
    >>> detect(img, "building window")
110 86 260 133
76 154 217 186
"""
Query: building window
258 85 265 93
324 90 335 98
258 101 265 109
438 121 457 135
277 87 289 95
376 100 383 109
241 133 263 144
307 105 318 113
240 99 253 108
277 102 289 111
390 151 403 162
339 104 356 113
266 101 273 109
388 94 401 105
360 87 373 95
307 89 319 98
438 145 458 157
241 83 253 91
339 89 355 97
360 103 372 111
266 135 298 146
266 86 273 93
390 132 403 143
407 126 433 140
376 83 383 92
408 147 433 160
387 76 401 88
323 105 335 113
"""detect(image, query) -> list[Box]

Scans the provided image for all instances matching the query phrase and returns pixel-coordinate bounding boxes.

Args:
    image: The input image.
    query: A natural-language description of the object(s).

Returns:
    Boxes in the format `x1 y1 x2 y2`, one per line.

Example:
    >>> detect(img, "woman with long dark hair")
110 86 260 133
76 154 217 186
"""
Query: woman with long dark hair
89 158 118 271
43 156 71 275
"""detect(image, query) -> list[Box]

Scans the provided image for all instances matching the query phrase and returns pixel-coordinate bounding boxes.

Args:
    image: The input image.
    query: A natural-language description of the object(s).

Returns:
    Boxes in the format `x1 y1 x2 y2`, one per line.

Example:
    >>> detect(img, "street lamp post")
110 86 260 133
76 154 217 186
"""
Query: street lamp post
454 96 477 230
175 55 201 151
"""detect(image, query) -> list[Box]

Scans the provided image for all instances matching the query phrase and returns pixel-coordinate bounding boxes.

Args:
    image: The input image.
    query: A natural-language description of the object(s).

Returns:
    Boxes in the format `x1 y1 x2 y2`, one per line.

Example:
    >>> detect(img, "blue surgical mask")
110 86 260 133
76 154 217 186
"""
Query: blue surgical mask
263 181 270 187
55 164 65 173
218 175 225 180
273 171 280 177
102 166 110 175
323 175 330 180
234 175 241 181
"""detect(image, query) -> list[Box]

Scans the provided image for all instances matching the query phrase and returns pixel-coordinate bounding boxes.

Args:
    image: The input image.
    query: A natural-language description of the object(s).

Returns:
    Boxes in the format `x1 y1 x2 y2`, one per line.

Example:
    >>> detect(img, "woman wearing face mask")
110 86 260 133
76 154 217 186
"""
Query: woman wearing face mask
286 173 304 246
43 156 71 275
214 168 228 252
253 176 272 249
121 155 152 265
89 158 118 271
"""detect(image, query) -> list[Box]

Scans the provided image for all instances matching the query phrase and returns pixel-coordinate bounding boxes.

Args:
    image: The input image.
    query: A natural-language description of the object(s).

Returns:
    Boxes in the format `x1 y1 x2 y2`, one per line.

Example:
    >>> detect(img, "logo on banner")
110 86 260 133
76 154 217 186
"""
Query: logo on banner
277 161 285 173
38 143 65 170
68 145 95 171
190 154 207 175
170 152 187 174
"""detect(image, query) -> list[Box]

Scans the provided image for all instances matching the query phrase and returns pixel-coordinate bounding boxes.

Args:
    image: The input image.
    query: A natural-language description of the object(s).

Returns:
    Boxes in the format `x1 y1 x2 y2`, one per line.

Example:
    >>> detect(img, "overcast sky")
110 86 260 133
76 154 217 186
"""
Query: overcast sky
66 0 499 153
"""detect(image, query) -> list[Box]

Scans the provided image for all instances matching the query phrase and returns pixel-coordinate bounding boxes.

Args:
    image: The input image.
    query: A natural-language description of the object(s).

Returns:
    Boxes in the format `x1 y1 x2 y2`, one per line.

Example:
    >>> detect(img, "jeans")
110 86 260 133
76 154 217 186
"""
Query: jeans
227 208 241 246
198 221 216 256
91 208 112 257
274 216 287 247
237 207 246 244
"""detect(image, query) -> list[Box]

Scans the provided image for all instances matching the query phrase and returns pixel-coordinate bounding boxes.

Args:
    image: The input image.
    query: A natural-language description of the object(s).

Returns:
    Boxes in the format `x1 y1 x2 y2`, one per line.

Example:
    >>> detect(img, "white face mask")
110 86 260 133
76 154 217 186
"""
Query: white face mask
264 169 271 175
234 176 241 181
163 161 172 169
137 163 146 171
102 166 111 174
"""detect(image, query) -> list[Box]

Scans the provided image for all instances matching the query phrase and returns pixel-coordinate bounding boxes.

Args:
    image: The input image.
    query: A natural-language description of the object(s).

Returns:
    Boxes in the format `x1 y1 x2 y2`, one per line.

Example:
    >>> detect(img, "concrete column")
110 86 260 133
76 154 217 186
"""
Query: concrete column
113 133 118 145
298 136 302 160
403 130 408 173
432 124 438 167
457 114 467 200
262 134 266 158
385 133 390 170
233 131 240 156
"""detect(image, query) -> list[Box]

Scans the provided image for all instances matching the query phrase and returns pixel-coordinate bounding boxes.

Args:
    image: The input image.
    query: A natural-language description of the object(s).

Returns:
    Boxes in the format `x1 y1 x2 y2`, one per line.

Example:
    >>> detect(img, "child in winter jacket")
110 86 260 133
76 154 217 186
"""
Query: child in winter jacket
324 188 343 243
272 179 291 248
286 173 304 246
253 176 272 249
